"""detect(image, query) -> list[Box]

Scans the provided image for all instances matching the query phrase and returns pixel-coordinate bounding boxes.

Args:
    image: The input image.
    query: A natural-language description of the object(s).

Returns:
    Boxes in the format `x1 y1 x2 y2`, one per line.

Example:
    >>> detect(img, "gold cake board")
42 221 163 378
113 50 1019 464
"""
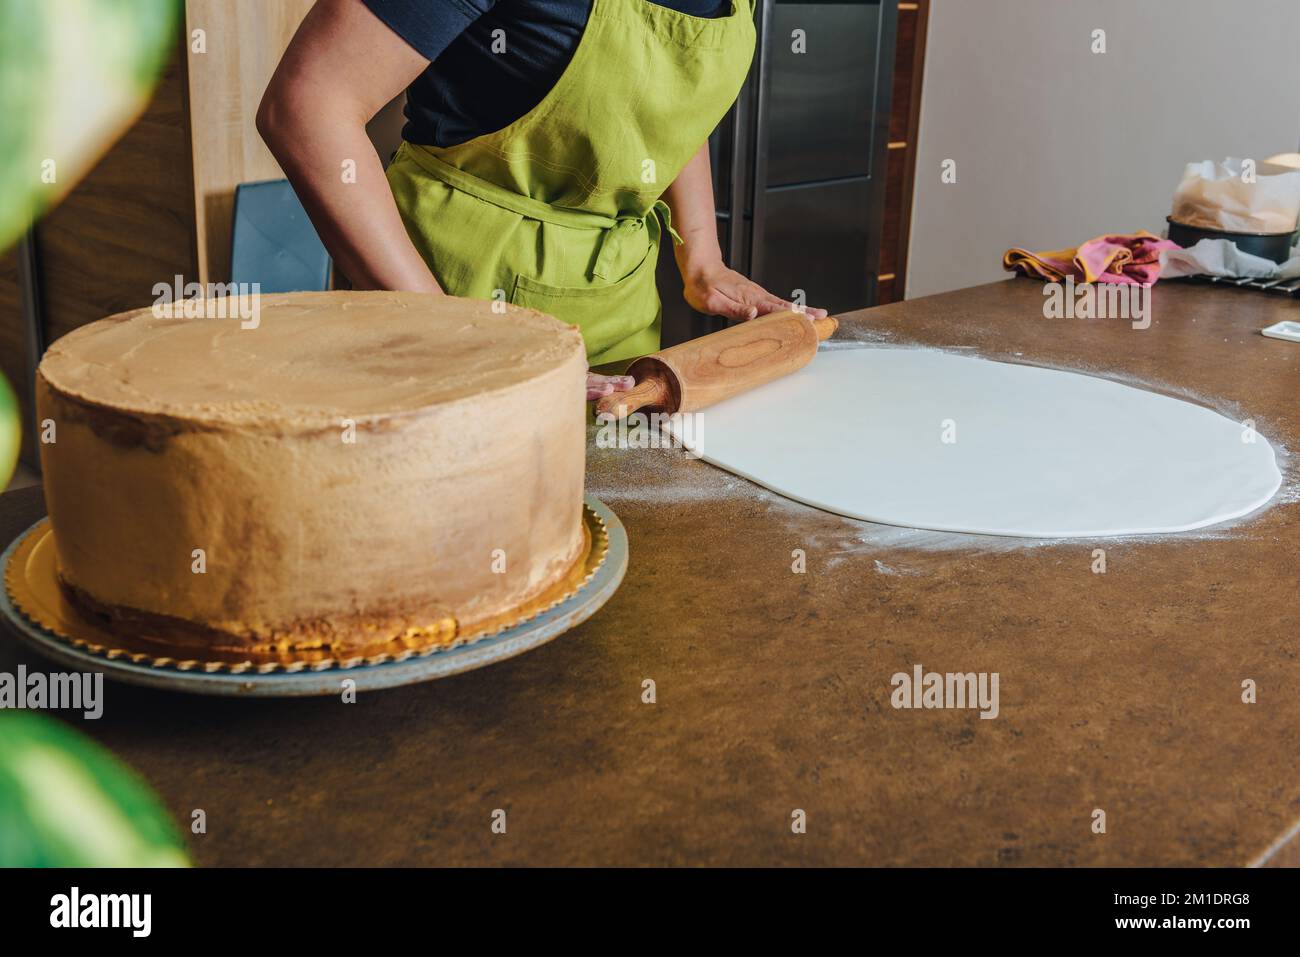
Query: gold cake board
0 497 625 692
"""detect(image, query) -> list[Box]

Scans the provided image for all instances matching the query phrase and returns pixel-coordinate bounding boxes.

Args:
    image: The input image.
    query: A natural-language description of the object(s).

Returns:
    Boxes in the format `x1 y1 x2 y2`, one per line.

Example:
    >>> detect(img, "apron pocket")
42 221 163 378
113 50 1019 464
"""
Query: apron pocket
510 242 658 360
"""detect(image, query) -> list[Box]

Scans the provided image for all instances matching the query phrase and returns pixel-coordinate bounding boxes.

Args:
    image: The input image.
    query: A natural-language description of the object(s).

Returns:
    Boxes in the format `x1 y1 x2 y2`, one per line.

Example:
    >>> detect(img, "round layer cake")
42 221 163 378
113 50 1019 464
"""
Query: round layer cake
35 291 587 654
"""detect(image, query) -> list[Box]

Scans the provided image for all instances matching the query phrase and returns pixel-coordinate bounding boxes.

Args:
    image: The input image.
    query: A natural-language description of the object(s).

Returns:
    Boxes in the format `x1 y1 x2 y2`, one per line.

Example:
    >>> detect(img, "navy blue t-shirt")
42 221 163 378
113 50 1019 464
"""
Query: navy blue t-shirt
363 0 730 147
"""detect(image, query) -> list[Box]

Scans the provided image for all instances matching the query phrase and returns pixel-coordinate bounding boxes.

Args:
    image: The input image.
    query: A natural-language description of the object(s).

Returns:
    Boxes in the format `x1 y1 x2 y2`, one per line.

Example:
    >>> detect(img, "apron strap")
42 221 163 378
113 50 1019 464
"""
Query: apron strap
403 145 616 229
404 143 680 282
654 199 685 246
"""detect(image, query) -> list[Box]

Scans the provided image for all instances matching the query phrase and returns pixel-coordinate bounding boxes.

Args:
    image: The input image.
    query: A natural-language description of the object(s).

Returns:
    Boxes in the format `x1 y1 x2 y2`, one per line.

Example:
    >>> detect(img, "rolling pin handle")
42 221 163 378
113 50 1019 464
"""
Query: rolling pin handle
595 374 669 418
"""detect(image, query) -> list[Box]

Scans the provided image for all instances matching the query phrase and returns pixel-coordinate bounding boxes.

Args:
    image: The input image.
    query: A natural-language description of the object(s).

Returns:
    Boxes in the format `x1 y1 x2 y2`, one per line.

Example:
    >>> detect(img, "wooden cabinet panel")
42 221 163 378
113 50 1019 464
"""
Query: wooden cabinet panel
876 0 928 304
0 247 35 466
184 0 315 284
880 146 907 280
36 45 197 346
889 4 918 144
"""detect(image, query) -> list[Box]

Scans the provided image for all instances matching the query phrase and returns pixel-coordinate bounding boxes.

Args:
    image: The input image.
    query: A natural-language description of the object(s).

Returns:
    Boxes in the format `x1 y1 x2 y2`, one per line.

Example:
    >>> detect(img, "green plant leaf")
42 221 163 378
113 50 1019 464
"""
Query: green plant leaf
0 0 181 252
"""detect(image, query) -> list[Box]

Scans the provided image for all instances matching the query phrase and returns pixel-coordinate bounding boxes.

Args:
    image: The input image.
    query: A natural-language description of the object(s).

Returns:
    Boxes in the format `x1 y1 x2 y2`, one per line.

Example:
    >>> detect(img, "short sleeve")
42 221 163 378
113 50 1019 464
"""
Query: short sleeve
360 0 497 62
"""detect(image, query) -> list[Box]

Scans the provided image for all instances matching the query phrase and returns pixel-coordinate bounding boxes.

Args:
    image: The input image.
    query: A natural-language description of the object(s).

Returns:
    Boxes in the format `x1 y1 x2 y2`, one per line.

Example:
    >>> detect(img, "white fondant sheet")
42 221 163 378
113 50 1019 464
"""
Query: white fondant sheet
666 347 1282 538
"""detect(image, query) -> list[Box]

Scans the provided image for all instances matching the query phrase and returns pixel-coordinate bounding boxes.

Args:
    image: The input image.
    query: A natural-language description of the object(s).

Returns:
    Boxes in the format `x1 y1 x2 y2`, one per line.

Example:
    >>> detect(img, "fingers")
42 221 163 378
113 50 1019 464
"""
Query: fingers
702 288 759 321
748 290 829 320
710 292 830 322
783 302 829 319
733 282 828 321
692 269 829 322
752 296 796 317
585 372 613 401
585 372 634 402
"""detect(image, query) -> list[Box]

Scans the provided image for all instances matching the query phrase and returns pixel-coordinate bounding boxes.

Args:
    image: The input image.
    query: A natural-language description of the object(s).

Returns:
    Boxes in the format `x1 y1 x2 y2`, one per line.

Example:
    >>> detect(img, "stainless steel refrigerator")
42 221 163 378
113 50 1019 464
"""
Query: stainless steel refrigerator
658 0 898 346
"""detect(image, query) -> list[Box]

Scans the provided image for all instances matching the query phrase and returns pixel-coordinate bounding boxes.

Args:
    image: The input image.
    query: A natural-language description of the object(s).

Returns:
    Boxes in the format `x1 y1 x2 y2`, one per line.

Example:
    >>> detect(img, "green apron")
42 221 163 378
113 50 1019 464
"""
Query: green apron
386 0 756 365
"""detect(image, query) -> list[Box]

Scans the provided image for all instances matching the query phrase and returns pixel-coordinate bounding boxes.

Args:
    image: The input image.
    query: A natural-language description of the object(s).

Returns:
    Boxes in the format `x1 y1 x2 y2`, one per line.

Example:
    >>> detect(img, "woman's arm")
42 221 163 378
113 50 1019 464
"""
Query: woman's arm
662 142 827 320
257 0 440 292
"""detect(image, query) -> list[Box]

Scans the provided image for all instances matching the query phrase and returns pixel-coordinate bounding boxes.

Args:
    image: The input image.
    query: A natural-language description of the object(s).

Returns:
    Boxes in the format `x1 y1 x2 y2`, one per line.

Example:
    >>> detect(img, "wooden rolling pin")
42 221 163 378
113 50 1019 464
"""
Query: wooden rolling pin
595 310 837 418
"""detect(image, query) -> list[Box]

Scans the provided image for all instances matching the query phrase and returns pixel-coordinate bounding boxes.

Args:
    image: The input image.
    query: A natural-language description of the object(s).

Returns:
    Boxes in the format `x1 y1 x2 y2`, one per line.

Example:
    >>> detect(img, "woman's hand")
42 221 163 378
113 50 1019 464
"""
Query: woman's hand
587 372 634 402
665 143 826 325
664 144 828 323
682 259 828 321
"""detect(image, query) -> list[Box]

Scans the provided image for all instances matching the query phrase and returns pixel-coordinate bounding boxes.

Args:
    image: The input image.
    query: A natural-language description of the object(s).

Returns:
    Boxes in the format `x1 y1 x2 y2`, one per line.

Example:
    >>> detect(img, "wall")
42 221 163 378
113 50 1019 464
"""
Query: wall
907 0 1300 298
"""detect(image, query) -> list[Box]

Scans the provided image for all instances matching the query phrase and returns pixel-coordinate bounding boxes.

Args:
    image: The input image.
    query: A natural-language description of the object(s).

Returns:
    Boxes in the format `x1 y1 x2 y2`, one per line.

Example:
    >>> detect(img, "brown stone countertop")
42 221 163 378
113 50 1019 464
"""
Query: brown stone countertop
2 277 1297 866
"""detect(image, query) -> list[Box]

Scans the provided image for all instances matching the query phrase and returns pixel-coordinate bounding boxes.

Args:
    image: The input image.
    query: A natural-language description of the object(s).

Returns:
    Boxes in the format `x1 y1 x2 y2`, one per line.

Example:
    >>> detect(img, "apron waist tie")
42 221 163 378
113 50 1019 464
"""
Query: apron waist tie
403 144 682 282
591 200 682 280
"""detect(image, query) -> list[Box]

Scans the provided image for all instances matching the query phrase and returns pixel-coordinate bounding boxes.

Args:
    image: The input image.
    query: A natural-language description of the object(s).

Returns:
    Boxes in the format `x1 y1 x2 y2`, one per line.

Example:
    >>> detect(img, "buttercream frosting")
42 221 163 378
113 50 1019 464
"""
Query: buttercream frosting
36 292 588 652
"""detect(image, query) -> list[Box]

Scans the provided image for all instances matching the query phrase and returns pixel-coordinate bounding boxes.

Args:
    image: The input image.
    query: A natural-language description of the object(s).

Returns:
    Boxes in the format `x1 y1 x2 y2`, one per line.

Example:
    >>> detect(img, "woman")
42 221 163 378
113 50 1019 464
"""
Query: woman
259 0 826 400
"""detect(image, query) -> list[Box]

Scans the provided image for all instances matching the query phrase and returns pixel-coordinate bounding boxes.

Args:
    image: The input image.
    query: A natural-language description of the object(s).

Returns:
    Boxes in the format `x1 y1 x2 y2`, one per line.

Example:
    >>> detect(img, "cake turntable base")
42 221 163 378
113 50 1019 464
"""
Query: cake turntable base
0 495 627 697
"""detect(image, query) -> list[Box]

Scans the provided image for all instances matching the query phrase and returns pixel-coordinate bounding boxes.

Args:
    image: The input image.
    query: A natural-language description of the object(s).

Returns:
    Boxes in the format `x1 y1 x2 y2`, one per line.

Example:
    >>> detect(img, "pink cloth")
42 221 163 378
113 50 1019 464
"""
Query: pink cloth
1075 233 1181 284
1003 230 1181 285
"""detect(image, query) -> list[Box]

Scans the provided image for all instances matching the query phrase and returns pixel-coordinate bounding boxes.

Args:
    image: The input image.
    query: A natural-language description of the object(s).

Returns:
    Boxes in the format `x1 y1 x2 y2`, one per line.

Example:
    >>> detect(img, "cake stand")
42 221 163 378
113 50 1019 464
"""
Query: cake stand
0 495 627 697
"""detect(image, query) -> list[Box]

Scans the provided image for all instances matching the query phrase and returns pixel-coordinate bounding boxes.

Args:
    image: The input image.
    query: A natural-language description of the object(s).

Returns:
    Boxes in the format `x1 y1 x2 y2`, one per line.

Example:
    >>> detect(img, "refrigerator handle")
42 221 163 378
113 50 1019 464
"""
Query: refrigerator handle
748 0 774 282
725 6 758 274
725 92 749 272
